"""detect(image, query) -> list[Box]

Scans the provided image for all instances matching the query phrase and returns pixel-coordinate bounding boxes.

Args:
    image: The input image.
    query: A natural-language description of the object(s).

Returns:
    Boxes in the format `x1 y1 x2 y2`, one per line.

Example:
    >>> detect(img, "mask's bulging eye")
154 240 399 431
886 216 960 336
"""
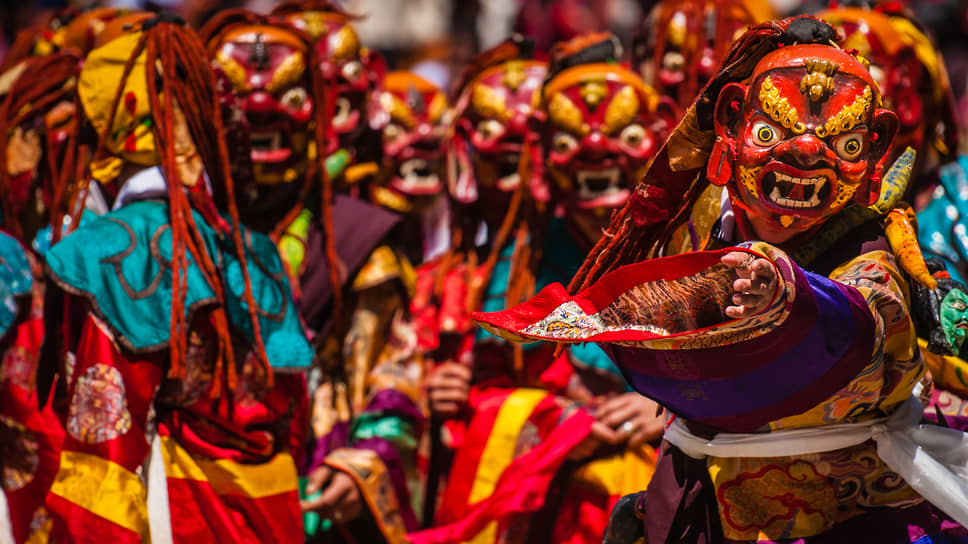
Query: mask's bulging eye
383 123 404 144
281 87 308 109
752 120 781 147
620 124 646 147
552 132 578 155
834 133 865 161
476 119 505 141
341 60 363 82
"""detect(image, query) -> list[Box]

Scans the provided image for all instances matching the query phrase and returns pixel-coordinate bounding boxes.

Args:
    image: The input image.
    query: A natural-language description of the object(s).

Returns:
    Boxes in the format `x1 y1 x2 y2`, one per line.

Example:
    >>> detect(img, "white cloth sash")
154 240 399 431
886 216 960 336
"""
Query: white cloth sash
664 394 968 528
0 488 13 544
146 434 173 544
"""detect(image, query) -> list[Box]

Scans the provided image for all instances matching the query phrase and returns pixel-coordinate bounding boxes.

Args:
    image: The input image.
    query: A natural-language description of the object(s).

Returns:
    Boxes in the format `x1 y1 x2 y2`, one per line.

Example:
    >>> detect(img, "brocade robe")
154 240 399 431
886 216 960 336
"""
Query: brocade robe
42 199 313 543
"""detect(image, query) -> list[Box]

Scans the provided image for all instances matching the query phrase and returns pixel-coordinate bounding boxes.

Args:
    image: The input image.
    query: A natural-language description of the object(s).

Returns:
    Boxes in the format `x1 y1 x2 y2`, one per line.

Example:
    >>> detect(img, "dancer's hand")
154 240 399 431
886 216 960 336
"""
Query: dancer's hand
568 421 621 460
300 465 363 524
596 393 665 448
427 362 472 418
722 251 777 319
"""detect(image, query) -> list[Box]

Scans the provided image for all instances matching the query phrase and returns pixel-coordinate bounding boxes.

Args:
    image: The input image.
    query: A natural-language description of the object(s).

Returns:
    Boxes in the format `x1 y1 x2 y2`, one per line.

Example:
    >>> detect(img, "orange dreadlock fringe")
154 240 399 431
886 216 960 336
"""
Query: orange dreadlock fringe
87 20 271 393
0 51 84 242
202 9 344 331
264 0 350 321
311 56 344 322
200 10 330 308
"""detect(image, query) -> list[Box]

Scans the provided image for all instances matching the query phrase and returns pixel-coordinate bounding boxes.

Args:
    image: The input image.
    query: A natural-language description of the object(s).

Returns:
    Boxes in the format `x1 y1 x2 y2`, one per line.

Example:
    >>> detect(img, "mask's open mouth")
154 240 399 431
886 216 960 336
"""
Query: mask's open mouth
496 154 522 191
761 170 830 210
574 167 628 208
250 130 292 163
391 158 443 195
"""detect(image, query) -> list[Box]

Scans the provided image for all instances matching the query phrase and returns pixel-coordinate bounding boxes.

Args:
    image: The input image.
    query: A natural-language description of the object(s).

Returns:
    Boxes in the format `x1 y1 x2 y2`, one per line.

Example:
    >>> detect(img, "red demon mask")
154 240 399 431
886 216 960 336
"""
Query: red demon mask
451 58 547 208
820 7 958 178
370 71 448 213
539 34 675 245
710 43 898 244
211 25 313 187
274 6 384 157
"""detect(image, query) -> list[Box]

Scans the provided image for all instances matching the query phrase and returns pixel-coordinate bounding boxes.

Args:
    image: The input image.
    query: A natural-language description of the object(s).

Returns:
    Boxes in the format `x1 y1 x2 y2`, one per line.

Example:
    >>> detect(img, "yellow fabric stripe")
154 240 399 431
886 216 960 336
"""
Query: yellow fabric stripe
466 388 548 544
160 436 298 499
49 451 149 537
468 388 548 503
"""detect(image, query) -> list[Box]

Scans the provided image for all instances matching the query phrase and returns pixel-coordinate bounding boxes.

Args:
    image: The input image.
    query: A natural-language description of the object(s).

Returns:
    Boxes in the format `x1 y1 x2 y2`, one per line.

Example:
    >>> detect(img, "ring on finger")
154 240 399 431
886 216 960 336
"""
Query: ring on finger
621 420 635 434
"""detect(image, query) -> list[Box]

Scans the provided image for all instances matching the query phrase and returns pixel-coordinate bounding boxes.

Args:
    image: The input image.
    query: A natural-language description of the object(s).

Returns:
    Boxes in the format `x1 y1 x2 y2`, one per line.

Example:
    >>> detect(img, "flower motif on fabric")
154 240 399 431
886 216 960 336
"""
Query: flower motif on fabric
2 345 37 392
0 415 38 490
180 332 215 402
717 460 837 538
522 301 607 339
235 349 269 406
713 442 922 541
67 363 132 444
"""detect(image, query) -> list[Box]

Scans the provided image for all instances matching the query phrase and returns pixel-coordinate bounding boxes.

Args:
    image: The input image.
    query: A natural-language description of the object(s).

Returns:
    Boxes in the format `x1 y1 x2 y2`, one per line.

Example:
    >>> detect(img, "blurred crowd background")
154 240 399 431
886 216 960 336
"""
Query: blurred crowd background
4 0 968 124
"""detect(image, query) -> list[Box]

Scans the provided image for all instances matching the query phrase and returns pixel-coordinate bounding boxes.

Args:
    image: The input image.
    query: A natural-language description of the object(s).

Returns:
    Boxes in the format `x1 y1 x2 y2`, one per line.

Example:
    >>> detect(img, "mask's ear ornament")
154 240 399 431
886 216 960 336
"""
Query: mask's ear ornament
708 82 746 187
858 108 900 206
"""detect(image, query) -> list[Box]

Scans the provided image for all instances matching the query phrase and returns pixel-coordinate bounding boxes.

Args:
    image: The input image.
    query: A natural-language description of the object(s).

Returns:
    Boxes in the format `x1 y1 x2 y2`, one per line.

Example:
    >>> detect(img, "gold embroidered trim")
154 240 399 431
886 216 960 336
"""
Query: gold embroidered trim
379 93 417 129
266 52 306 94
214 52 251 93
818 86 872 138
547 92 588 135
330 25 361 62
427 92 447 123
759 77 806 134
603 85 641 135
470 83 510 122
739 166 761 199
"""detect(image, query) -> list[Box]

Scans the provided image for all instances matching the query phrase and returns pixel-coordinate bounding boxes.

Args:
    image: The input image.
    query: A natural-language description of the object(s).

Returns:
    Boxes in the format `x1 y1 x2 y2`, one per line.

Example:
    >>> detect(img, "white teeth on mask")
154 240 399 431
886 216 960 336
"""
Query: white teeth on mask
576 167 621 200
770 185 781 202
498 172 521 190
401 158 427 177
767 171 828 209
250 131 282 151
400 158 439 188
497 155 522 190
